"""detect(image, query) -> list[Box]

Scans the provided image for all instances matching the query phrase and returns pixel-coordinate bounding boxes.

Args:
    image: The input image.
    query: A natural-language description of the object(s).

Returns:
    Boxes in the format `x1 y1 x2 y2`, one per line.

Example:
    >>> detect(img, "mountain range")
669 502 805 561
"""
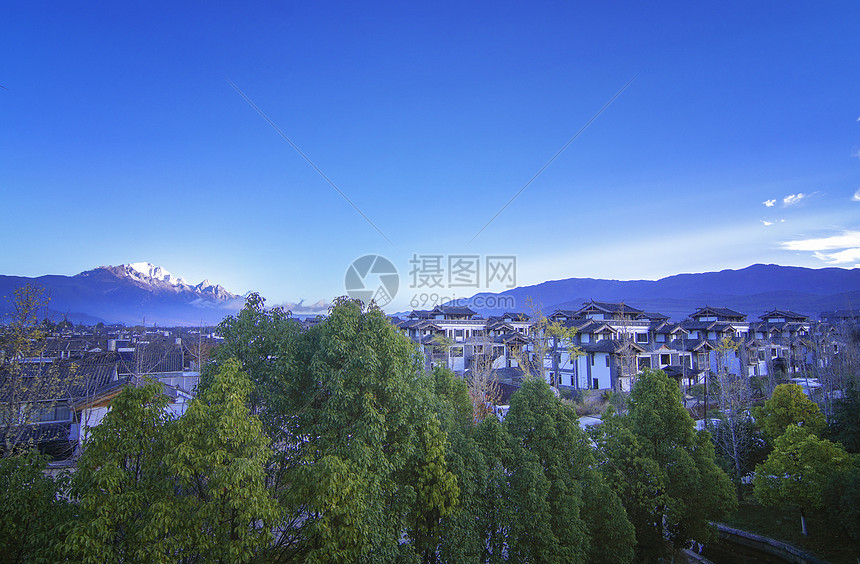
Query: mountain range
455 264 860 320
0 263 243 326
1 263 858 326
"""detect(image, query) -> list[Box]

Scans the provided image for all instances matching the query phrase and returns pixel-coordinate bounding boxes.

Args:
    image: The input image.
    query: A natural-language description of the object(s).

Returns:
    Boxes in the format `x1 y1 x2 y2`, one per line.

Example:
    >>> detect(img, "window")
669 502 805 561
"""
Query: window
636 333 649 343
605 355 610 367
638 357 651 370
660 354 671 366
592 378 599 389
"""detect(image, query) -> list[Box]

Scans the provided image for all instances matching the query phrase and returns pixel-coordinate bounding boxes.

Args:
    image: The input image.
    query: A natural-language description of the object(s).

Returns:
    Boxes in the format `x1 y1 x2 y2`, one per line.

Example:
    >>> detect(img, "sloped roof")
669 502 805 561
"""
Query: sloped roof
759 309 809 322
690 306 747 321
432 305 477 317
502 312 530 322
578 300 645 316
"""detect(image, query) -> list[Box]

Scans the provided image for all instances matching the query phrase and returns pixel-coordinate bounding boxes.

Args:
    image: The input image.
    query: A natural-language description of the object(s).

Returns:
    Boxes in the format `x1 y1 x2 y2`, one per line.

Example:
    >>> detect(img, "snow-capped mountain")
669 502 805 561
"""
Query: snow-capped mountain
0 263 244 325
92 263 239 301
127 262 187 286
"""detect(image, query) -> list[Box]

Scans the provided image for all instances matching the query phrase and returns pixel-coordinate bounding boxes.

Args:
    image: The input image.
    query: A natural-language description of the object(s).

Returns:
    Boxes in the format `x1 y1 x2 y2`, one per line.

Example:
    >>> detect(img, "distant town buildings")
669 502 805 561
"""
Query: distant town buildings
391 300 849 399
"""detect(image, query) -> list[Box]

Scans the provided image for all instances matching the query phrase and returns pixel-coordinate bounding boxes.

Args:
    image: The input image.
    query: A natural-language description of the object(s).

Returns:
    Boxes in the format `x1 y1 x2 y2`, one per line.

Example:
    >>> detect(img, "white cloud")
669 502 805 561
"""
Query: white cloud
782 193 808 207
853 189 860 202
761 219 784 226
781 230 860 265
814 248 860 264
781 230 860 251
763 199 776 207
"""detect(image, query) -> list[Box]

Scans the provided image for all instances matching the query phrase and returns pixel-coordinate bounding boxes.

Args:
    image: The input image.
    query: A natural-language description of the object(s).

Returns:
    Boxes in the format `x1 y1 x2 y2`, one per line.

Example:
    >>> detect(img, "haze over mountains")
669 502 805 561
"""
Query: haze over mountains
0 263 857 326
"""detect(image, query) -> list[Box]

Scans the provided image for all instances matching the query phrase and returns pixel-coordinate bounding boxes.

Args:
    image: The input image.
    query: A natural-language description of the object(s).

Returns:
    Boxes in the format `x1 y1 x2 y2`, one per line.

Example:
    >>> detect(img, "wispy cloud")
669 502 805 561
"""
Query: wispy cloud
761 219 784 226
782 230 860 251
763 199 776 207
781 230 860 265
274 299 332 315
853 188 860 202
813 248 860 264
782 193 809 207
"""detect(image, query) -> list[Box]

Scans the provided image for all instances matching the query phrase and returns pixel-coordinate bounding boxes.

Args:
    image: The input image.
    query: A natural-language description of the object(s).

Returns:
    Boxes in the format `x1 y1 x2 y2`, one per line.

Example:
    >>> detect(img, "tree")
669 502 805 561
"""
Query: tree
214 297 458 562
0 283 80 456
711 338 756 484
404 415 460 563
503 378 636 563
758 383 826 442
823 458 860 544
206 292 300 417
181 326 216 373
0 449 71 563
464 334 501 423
65 380 174 563
165 359 279 563
754 424 852 535
594 369 736 561
67 363 279 563
827 388 860 452
516 298 579 387
591 414 671 560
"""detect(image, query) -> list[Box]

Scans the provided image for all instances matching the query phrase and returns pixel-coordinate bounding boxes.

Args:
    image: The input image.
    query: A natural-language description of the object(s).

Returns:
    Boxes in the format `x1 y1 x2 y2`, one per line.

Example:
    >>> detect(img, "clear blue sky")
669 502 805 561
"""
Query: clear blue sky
2 1 858 312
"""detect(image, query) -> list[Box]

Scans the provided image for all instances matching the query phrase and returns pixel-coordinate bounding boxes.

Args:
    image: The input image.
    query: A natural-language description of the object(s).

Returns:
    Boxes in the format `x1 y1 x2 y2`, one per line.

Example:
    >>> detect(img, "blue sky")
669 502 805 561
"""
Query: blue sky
2 1 858 312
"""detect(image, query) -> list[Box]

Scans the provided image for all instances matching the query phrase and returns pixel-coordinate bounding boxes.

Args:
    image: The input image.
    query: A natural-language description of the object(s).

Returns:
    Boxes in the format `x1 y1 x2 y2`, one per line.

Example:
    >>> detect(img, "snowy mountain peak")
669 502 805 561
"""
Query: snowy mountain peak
127 262 186 286
82 263 239 302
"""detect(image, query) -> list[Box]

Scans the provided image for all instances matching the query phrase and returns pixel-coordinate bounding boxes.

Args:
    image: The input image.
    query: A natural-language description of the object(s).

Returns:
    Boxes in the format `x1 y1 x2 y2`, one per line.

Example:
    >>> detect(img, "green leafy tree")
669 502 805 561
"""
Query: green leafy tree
208 292 300 416
754 424 852 535
165 359 279 563
0 450 71 563
758 383 826 442
827 388 860 453
405 416 460 563
591 414 671 559
594 369 736 561
823 459 860 544
65 380 174 563
504 379 635 563
67 364 279 563
230 297 457 562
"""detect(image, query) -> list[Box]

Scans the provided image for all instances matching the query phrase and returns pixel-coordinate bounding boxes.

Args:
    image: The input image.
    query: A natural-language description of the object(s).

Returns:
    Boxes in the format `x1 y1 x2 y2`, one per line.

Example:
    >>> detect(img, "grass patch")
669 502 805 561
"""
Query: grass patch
723 498 859 563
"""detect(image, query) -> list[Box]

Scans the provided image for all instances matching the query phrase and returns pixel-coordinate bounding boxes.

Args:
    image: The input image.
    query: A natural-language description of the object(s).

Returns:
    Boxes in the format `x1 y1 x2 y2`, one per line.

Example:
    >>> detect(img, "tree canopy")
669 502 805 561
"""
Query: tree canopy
754 424 853 535
757 383 826 442
592 369 736 561
0 296 760 562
